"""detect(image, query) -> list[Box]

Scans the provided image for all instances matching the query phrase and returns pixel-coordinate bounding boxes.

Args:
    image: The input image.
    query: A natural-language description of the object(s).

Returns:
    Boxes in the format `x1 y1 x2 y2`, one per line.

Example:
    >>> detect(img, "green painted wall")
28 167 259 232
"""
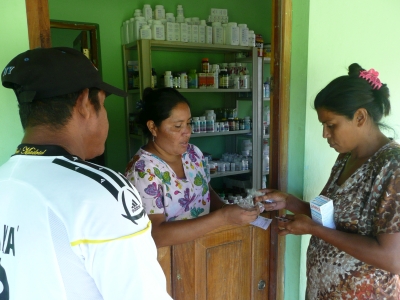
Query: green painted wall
284 0 309 298
48 0 272 173
295 1 400 299
0 1 28 165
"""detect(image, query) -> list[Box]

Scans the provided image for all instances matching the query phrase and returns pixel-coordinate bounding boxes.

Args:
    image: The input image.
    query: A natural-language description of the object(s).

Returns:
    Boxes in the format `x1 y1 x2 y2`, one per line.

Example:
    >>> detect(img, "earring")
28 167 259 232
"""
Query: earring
152 135 155 142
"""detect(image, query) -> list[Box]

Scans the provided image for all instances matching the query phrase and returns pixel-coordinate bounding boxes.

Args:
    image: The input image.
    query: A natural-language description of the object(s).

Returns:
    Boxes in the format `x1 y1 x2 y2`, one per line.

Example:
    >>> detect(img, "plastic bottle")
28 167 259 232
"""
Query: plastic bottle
165 12 175 23
188 69 198 88
199 116 206 133
180 22 188 42
211 64 219 89
244 116 251 130
133 9 142 18
263 79 270 98
133 17 147 42
238 24 249 46
143 4 153 21
140 24 152 40
198 20 206 43
191 22 199 43
180 72 188 88
152 20 165 40
226 22 239 46
176 5 184 19
202 58 210 73
164 71 173 87
206 116 214 132
248 30 256 47
128 18 135 43
205 24 213 44
185 18 192 43
212 22 224 44
154 5 165 20
192 117 200 133
219 68 229 89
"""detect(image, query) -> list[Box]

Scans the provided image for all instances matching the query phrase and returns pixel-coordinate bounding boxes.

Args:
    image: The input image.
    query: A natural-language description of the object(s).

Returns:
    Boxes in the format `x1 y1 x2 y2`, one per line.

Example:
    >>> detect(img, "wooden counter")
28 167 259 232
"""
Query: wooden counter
157 213 272 300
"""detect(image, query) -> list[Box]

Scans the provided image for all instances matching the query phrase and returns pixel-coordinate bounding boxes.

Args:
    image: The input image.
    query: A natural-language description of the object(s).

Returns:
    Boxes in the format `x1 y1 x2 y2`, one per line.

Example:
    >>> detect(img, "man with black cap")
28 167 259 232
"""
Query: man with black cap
0 47 171 299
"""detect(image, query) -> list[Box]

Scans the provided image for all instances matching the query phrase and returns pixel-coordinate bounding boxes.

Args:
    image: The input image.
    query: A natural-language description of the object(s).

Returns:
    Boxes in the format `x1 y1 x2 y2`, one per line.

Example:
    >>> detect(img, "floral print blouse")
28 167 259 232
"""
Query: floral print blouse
306 140 400 299
125 144 210 221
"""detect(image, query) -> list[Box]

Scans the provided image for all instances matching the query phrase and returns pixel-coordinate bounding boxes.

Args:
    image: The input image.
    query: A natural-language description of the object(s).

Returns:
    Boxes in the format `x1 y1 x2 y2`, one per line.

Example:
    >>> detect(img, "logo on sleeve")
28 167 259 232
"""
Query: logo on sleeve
119 187 146 225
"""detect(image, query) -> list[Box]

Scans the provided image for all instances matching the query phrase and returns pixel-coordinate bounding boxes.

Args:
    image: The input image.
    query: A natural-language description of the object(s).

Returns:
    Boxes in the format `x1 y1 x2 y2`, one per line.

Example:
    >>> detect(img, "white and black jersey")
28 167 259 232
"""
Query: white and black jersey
0 144 171 300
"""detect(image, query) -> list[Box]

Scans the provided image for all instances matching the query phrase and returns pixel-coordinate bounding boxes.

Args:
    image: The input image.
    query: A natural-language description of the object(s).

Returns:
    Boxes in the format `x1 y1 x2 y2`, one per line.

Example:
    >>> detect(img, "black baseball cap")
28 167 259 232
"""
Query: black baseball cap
1 47 127 103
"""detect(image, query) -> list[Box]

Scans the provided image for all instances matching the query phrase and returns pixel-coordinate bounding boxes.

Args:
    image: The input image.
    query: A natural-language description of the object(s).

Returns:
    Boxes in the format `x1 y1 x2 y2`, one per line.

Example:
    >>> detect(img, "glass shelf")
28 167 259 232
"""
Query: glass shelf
190 130 251 138
210 170 251 179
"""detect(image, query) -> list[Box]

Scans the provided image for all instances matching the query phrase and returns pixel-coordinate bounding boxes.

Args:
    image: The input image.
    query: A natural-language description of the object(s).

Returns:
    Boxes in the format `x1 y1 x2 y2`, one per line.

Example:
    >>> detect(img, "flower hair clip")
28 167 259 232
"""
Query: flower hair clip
359 68 382 90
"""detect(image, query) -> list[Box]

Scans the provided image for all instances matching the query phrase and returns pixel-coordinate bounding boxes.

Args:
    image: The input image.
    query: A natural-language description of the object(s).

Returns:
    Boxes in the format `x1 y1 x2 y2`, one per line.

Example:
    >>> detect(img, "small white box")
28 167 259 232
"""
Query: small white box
310 195 336 229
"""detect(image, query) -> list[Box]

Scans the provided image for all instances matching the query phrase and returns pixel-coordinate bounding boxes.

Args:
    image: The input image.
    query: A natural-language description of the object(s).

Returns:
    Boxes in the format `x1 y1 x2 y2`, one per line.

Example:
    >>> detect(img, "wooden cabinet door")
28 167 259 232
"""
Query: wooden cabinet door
172 226 253 300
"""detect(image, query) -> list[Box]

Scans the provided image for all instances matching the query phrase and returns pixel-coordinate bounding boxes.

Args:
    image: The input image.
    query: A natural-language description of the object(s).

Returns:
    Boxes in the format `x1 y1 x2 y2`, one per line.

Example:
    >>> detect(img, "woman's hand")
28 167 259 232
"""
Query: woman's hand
220 204 260 226
276 214 318 236
254 188 289 211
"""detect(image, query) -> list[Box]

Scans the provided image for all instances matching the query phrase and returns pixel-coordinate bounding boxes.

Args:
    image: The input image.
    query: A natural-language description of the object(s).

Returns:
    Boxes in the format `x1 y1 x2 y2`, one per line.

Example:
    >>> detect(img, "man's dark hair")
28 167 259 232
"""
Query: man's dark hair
19 88 101 129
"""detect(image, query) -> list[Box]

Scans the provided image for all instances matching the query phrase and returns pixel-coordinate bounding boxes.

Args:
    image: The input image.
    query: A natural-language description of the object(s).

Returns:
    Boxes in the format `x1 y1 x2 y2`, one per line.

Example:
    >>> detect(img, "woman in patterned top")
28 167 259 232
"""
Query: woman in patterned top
125 87 259 248
256 63 400 299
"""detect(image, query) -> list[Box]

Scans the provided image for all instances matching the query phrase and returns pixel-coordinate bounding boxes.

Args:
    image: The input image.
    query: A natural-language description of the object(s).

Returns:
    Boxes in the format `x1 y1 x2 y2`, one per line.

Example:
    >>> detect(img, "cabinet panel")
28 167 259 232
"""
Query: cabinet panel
158 221 271 300
172 226 252 300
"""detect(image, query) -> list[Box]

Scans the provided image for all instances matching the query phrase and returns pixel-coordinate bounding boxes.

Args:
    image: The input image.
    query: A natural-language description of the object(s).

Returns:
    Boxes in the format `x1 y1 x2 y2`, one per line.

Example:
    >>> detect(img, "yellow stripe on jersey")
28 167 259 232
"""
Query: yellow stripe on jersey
70 220 152 246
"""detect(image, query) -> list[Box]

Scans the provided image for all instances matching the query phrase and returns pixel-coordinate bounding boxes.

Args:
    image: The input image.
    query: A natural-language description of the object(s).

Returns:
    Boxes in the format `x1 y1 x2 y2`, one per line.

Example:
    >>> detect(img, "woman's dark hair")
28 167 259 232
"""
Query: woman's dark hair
314 63 390 126
136 87 190 138
19 88 101 129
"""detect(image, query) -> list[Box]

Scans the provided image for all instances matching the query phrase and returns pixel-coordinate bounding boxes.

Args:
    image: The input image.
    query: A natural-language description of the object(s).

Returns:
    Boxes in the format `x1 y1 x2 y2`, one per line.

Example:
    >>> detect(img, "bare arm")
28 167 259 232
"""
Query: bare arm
149 203 259 248
278 214 400 274
255 188 311 216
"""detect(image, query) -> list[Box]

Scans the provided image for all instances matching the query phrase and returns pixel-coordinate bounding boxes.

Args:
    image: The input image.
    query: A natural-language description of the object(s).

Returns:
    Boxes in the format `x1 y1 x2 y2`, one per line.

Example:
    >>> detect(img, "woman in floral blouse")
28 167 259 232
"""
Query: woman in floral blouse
125 87 259 248
256 63 400 299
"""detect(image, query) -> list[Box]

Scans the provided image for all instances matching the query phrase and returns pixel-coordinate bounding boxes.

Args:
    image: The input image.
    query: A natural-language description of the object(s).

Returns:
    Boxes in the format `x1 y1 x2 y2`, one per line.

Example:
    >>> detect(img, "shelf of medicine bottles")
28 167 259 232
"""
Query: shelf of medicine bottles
177 88 251 93
263 134 270 139
190 130 251 138
125 41 253 53
210 169 251 179
263 97 270 101
263 57 271 64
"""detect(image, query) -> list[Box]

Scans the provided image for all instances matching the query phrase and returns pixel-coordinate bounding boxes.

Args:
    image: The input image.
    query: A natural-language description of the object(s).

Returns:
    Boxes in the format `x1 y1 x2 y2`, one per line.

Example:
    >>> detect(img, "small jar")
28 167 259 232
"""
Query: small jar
202 58 210 73
219 69 229 89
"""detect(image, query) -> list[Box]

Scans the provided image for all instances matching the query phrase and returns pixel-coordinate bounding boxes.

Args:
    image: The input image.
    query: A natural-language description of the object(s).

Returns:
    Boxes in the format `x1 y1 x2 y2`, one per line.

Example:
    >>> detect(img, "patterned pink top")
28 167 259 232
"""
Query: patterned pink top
306 140 400 299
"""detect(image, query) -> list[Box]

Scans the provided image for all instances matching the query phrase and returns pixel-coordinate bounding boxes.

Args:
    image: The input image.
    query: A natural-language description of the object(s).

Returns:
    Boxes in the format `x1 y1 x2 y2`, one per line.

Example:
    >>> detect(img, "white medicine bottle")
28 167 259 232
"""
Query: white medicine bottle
212 22 223 44
226 22 239 46
143 4 153 21
238 24 249 46
154 5 165 20
140 25 152 40
152 20 165 40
